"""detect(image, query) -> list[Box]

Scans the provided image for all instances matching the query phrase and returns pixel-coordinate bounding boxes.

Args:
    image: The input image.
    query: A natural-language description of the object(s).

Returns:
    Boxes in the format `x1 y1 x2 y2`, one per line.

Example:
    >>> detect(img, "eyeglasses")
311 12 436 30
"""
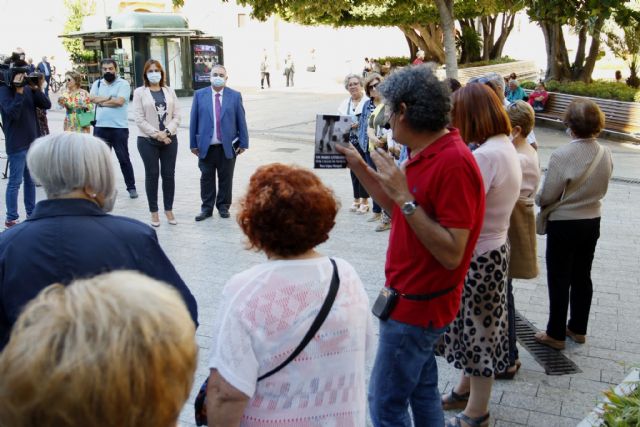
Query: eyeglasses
369 83 379 90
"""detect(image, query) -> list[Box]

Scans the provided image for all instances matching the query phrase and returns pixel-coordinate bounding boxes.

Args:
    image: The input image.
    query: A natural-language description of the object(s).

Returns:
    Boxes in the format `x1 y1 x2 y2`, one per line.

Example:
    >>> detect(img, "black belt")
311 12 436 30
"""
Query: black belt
397 284 458 301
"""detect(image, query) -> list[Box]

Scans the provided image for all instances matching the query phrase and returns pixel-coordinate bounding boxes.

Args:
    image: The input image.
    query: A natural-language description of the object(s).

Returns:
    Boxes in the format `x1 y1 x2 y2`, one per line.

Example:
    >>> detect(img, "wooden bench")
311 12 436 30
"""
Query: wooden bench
523 90 640 141
454 60 539 85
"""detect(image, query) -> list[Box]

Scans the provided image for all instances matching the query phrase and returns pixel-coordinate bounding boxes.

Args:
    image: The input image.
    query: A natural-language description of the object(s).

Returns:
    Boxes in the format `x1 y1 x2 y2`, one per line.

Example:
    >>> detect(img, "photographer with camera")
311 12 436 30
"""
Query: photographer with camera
0 55 51 228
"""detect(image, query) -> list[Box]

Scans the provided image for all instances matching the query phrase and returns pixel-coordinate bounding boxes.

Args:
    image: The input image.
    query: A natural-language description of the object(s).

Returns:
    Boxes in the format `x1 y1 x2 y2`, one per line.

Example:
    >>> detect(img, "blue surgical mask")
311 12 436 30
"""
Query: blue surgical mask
147 71 161 84
211 76 225 87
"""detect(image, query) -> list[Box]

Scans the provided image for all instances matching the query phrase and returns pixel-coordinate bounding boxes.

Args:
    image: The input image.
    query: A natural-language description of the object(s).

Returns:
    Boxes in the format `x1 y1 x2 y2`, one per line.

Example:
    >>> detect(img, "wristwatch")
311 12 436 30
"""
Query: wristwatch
401 200 419 216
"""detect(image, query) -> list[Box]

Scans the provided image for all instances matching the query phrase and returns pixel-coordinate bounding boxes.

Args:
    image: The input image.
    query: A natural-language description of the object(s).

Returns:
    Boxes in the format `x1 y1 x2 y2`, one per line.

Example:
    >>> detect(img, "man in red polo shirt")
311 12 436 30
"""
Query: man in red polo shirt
337 65 485 426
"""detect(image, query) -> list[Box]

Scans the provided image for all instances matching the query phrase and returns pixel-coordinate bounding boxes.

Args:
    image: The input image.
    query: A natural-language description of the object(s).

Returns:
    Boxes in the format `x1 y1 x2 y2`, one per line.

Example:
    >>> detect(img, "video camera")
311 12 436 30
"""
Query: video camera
0 52 31 88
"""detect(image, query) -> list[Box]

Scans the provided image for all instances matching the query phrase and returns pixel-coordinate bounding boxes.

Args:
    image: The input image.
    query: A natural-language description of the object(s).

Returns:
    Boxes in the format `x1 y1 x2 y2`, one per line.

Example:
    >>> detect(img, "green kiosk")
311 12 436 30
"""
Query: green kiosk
62 12 223 97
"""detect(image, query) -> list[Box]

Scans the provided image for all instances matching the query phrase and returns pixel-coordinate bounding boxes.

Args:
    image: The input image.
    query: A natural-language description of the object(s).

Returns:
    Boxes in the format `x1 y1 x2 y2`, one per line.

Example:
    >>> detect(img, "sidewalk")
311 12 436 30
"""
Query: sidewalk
4 88 640 427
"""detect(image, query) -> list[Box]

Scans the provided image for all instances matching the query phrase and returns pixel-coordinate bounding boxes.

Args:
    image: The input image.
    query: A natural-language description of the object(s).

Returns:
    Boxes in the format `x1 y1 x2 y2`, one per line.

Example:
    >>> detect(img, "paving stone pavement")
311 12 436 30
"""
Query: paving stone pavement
2 86 640 427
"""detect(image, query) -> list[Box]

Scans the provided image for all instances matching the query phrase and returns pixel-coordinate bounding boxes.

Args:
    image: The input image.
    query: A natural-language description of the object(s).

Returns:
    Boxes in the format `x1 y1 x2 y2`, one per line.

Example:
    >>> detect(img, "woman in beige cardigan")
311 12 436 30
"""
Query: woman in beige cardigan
535 98 613 350
133 59 181 227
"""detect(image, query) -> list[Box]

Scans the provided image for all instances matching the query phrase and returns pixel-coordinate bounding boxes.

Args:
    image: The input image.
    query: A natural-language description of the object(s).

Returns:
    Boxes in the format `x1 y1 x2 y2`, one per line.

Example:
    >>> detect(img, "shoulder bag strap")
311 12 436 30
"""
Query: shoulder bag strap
539 143 605 217
257 258 340 381
92 79 102 122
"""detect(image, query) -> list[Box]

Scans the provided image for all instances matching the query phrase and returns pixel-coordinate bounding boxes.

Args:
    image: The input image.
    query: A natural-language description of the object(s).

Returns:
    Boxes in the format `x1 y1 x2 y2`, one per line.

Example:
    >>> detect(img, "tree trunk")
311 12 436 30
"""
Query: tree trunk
540 21 571 81
572 25 588 74
435 0 458 78
399 25 445 64
573 16 604 83
480 15 497 61
458 18 473 64
404 34 417 61
416 23 446 63
490 11 516 60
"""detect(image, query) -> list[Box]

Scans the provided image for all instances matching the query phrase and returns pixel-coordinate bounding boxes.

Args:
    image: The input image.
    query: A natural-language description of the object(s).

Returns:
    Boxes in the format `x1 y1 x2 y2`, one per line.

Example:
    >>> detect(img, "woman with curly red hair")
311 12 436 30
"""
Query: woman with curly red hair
204 163 373 426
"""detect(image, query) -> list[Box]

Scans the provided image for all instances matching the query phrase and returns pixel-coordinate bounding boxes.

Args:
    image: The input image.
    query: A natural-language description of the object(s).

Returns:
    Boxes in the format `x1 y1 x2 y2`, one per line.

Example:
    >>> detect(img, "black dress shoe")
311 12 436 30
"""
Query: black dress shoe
195 211 213 221
219 210 230 219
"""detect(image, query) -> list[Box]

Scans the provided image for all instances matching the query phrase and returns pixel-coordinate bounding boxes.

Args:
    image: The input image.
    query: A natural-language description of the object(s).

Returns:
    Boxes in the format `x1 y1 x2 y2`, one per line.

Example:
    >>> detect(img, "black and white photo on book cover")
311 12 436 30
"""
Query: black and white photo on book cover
314 114 353 168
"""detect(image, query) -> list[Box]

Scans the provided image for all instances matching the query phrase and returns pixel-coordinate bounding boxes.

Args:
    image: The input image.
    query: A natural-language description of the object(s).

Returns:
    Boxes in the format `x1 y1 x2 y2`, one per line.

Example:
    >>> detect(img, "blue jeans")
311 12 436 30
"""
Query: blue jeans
369 319 447 427
5 149 36 222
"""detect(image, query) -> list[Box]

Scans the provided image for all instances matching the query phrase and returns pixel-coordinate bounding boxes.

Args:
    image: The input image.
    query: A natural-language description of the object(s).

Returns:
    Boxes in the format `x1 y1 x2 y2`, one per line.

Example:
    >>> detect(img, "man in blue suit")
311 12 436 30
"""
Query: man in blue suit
190 65 249 221
36 56 52 97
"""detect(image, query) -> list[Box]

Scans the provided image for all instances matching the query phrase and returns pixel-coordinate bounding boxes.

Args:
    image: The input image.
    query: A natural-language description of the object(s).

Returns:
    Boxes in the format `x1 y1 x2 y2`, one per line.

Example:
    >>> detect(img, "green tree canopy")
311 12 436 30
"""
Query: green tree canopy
62 0 96 63
526 0 640 82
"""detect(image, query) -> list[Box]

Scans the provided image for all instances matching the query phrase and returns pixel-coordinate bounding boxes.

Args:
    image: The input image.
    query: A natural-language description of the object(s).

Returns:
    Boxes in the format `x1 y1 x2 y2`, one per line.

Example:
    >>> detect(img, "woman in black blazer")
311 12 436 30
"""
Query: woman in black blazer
0 132 198 351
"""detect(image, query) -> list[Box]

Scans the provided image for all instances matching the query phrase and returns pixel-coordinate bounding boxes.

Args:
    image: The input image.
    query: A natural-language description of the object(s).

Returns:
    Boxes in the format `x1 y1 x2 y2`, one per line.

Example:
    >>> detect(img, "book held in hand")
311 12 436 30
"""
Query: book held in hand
313 114 354 169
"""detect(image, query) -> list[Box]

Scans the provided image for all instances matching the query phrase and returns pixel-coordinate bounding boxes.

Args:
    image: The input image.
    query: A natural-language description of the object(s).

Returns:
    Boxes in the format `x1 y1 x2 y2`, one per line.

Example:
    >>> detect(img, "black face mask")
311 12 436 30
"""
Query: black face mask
103 72 116 83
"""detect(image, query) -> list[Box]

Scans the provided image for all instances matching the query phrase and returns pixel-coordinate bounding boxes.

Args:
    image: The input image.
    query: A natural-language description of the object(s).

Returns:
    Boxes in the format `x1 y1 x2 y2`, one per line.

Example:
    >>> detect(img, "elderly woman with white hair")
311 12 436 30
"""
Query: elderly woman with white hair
0 271 198 427
0 132 198 350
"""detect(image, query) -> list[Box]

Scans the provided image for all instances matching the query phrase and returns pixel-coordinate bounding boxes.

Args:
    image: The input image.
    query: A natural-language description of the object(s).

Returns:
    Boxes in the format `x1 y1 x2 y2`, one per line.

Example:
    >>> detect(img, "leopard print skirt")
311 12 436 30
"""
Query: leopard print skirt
436 243 510 377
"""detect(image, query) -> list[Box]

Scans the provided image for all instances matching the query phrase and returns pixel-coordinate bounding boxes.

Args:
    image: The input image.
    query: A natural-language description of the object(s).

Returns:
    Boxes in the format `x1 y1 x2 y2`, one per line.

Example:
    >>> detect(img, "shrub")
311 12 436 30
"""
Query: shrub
521 79 640 102
458 56 517 69
372 56 411 67
600 380 640 425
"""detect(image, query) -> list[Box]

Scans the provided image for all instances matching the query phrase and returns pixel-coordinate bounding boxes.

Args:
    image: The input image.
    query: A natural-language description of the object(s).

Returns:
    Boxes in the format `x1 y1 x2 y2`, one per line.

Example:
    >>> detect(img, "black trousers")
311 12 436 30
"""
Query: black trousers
94 127 136 191
260 72 270 88
545 218 601 340
137 137 177 212
198 144 236 213
350 143 369 199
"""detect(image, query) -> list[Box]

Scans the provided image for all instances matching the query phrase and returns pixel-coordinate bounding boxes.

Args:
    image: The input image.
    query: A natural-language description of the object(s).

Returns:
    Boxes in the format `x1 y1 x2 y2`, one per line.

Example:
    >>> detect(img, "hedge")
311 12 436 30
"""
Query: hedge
458 56 517 69
521 80 640 103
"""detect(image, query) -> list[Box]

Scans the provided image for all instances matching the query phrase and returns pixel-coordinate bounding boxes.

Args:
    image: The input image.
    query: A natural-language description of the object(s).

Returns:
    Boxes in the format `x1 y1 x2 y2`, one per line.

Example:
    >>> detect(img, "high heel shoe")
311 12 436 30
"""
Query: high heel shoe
356 204 370 214
150 213 160 228
165 211 178 225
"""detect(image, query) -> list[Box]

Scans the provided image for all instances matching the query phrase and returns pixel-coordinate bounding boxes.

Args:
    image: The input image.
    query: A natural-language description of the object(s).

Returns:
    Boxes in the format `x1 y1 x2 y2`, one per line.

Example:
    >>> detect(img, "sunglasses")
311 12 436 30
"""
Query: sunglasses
369 83 379 90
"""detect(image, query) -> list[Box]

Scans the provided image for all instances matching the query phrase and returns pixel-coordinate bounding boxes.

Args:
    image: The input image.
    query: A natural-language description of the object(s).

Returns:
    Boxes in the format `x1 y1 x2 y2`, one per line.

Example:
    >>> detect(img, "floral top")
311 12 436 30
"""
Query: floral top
60 89 93 132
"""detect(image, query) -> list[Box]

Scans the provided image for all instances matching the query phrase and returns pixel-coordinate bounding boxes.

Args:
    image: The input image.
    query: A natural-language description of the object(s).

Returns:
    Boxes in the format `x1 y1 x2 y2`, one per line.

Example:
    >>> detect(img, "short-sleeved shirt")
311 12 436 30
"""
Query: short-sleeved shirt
90 77 130 128
386 129 485 329
208 256 374 426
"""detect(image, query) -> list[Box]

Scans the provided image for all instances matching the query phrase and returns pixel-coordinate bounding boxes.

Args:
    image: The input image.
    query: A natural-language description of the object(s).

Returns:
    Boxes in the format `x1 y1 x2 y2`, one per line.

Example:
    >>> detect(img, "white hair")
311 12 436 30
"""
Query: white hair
27 132 115 199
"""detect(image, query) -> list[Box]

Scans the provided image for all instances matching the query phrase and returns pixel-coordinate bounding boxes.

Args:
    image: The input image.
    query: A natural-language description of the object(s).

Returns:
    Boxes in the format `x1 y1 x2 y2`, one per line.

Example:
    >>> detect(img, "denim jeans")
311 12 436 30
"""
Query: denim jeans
5 149 36 222
369 319 447 427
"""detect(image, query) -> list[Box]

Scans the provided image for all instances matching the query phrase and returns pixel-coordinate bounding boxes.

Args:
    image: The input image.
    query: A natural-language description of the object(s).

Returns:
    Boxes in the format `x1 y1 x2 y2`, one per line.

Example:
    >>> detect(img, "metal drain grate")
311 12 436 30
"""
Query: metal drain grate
515 310 582 375
271 148 299 153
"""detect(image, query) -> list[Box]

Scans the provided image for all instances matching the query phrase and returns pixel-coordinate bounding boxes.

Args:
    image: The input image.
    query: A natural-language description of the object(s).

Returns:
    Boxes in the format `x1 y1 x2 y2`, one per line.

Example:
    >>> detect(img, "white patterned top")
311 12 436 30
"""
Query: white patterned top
208 256 374 427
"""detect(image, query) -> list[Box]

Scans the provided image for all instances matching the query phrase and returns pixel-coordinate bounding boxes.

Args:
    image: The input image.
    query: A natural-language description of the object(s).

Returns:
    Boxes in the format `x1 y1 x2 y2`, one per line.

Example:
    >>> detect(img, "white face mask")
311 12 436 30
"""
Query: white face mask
147 71 161 84
565 127 573 138
211 76 225 87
